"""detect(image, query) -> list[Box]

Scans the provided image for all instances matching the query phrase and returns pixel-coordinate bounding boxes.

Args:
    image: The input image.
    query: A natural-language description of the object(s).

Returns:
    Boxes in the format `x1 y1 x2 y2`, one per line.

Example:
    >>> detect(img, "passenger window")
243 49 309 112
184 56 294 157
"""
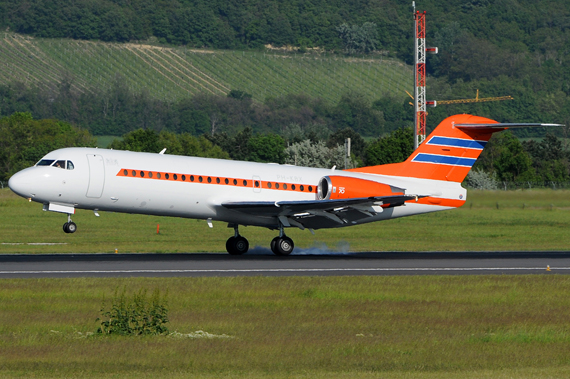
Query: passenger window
199 176 203 182
140 171 145 177
283 184 288 190
233 179 237 185
216 178 220 184
267 182 272 189
309 186 313 192
255 181 259 188
291 184 296 190
173 174 178 180
148 172 153 178
207 177 212 183
182 175 186 181
300 185 304 191
165 173 170 180
37 159 55 166
54 160 66 169
131 170 136 176
67 161 75 170
190 175 194 182
225 178 229 184
275 183 280 189
123 169 128 176
157 173 161 179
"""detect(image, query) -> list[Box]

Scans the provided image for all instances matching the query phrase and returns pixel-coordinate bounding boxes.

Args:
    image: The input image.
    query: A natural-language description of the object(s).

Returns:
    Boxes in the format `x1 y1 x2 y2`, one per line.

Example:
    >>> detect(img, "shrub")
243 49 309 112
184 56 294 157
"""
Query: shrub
96 287 169 336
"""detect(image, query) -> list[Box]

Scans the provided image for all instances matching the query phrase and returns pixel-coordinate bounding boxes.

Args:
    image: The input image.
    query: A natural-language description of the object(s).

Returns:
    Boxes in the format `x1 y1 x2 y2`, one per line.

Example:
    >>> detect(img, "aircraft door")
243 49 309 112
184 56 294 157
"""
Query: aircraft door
253 175 261 193
86 154 105 198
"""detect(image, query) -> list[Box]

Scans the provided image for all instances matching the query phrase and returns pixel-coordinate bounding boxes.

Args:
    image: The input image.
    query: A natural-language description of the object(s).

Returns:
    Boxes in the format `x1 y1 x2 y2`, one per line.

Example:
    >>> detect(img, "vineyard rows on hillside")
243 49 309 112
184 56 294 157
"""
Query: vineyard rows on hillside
0 33 412 103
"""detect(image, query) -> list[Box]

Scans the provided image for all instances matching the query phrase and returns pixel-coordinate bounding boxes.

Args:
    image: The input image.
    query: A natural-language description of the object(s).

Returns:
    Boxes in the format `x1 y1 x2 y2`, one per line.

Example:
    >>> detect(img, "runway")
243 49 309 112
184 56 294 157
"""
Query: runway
1 250 570 278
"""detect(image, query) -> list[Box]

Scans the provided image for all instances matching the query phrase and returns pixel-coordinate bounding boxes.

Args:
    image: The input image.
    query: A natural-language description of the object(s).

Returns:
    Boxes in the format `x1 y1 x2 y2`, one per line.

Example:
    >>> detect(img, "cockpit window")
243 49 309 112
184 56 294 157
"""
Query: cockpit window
36 159 74 170
37 159 55 166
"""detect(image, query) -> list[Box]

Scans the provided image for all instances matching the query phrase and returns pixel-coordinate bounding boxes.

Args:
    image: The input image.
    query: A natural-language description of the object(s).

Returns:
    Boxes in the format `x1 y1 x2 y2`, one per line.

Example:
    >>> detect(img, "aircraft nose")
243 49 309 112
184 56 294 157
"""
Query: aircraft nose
8 170 35 198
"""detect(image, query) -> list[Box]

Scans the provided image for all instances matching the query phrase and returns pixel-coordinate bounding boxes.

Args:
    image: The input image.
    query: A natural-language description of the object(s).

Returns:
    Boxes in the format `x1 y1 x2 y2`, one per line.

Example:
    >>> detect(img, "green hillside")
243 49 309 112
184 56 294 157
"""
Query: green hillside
0 33 412 103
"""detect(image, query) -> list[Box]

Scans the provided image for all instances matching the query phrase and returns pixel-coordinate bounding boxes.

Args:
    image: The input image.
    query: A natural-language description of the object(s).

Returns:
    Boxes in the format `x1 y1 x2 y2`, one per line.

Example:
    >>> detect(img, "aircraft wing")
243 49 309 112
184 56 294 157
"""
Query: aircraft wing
222 195 425 230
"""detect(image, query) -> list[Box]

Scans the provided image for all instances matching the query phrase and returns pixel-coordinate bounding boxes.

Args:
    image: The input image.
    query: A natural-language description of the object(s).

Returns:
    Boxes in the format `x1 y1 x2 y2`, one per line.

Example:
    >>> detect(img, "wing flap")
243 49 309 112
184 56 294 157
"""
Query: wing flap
221 195 421 217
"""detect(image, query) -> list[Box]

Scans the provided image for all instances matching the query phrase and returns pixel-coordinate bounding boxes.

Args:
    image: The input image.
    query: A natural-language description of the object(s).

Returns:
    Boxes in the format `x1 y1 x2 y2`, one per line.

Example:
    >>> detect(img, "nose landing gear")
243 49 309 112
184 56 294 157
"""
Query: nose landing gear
63 214 77 234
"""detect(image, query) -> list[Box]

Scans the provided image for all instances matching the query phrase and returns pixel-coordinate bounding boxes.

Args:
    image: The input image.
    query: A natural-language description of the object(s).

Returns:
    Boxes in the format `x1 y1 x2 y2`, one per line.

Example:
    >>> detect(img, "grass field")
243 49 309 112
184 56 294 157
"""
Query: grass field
2 189 570 377
0 33 412 104
1 276 570 378
1 188 569 254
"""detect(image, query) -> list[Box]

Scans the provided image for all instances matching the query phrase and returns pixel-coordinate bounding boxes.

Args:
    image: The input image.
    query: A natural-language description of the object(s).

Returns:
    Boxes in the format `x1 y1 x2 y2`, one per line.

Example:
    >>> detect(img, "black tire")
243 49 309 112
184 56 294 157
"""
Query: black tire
67 222 77 233
226 236 249 255
273 236 294 256
270 237 279 254
63 222 69 233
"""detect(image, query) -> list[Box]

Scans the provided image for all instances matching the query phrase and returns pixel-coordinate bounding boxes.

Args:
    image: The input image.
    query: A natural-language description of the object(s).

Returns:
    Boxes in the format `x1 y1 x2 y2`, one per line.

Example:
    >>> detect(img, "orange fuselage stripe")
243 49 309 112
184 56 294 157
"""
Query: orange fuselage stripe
116 169 318 193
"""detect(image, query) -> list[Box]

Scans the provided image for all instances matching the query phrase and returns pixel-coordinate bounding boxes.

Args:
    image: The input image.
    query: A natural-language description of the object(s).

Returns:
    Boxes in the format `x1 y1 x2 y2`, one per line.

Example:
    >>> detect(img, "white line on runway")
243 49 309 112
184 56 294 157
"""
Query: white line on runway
0 267 568 275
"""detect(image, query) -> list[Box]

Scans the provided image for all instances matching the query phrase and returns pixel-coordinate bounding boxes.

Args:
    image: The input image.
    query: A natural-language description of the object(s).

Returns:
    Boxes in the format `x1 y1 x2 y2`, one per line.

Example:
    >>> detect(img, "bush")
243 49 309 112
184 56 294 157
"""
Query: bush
96 287 169 336
465 169 499 190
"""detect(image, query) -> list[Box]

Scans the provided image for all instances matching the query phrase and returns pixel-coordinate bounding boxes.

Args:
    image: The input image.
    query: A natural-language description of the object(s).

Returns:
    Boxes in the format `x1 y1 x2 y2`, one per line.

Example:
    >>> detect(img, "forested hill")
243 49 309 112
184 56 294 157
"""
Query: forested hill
0 0 568 58
0 0 569 137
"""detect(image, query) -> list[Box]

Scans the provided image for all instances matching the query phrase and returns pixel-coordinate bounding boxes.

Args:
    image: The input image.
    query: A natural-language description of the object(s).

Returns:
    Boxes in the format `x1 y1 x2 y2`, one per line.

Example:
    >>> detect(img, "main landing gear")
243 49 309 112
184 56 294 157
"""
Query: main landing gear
225 224 295 256
63 214 77 234
226 225 249 255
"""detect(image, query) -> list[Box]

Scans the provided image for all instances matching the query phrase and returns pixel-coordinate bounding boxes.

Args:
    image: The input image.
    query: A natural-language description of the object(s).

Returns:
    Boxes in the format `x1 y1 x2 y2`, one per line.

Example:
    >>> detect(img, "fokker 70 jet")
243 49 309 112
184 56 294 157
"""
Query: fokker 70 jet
8 114 560 255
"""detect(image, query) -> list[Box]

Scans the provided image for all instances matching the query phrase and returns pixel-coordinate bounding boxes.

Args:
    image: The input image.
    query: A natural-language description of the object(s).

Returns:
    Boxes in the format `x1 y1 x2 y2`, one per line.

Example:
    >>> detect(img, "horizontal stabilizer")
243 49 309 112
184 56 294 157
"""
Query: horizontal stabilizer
456 123 564 129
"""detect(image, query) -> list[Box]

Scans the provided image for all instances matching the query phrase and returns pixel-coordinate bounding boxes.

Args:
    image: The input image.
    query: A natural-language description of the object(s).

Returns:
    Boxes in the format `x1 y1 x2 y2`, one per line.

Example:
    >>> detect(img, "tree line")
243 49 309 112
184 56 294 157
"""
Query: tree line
2 112 569 188
0 78 411 138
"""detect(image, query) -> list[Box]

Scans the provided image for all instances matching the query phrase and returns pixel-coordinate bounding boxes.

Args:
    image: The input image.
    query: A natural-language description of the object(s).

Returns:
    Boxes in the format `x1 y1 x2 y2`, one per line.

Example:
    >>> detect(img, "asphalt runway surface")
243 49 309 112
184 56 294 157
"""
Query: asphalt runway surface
1 250 570 278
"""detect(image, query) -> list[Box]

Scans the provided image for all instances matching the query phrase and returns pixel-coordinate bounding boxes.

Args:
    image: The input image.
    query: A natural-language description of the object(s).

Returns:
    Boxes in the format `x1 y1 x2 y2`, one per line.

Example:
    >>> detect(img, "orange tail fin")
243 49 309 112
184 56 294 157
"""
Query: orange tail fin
349 114 504 182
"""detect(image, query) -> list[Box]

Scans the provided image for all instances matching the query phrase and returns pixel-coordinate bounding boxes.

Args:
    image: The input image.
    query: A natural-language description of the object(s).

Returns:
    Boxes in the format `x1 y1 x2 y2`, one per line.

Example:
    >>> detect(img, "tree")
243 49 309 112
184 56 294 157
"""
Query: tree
284 139 353 169
247 134 285 163
326 127 366 166
336 22 378 54
331 92 384 137
490 132 535 182
0 112 95 181
364 127 413 166
109 129 160 152
523 134 569 182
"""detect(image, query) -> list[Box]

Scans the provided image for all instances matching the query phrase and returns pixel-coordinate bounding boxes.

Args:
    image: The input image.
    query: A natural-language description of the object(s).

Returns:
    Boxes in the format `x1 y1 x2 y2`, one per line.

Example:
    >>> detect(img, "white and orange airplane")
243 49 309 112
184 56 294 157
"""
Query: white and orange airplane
8 114 560 255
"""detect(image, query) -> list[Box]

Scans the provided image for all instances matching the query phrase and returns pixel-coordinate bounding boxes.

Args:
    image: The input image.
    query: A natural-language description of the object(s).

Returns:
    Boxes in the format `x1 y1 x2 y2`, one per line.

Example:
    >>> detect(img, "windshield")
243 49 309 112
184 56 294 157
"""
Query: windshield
36 159 55 166
35 159 75 170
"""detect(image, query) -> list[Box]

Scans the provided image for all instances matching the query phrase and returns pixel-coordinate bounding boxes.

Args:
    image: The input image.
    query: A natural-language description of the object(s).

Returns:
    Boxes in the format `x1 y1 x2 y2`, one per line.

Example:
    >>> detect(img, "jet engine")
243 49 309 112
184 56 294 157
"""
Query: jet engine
317 176 405 200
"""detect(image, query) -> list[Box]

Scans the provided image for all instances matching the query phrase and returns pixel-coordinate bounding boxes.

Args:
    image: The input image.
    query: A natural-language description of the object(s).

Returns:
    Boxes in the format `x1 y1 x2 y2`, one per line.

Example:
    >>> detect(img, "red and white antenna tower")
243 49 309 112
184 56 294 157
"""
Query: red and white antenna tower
413 2 437 150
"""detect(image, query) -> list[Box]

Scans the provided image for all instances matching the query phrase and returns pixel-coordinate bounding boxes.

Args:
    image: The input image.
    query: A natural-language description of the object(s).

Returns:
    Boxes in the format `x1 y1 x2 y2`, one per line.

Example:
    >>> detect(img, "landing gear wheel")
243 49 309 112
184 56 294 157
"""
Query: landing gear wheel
226 236 249 255
271 236 294 256
63 222 77 234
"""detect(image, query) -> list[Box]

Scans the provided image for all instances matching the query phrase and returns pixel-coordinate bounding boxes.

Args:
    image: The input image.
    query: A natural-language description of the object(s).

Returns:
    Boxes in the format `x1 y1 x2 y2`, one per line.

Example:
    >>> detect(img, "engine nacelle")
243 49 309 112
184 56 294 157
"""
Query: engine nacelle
317 175 404 200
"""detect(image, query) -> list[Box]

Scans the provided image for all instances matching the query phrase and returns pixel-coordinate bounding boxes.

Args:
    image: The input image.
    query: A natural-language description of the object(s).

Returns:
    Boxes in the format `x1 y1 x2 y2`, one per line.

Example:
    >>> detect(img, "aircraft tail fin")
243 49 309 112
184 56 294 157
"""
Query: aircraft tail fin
349 114 560 183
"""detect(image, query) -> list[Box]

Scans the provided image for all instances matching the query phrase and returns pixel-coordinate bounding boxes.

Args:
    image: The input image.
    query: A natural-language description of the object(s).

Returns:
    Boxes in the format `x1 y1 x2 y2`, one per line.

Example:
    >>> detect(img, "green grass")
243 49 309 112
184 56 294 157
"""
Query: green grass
2 189 570 377
1 188 569 254
1 276 570 378
0 33 412 103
